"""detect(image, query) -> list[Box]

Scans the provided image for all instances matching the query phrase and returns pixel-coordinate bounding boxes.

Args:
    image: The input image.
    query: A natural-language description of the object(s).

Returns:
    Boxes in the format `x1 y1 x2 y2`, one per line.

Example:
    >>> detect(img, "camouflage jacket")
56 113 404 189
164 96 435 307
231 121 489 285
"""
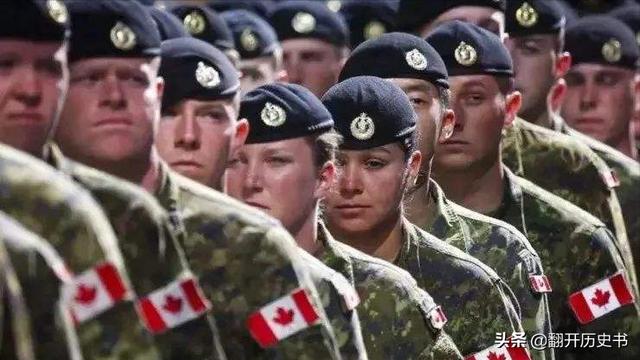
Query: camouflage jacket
317 223 463 360
45 143 223 359
504 117 637 298
490 168 640 359
0 143 160 359
154 162 348 359
395 218 524 357
413 180 551 360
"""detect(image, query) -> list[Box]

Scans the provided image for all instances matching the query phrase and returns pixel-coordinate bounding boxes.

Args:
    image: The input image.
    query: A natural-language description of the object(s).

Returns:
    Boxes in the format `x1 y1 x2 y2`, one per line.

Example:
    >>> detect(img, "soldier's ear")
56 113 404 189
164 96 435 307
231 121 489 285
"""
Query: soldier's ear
504 91 522 127
438 109 456 143
555 52 572 78
407 150 422 180
315 161 336 199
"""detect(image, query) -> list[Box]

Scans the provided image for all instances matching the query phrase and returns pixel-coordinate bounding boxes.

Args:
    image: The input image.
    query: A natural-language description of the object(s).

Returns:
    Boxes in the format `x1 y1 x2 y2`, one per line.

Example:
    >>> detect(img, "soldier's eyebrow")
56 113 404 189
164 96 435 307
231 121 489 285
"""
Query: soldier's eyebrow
401 82 435 96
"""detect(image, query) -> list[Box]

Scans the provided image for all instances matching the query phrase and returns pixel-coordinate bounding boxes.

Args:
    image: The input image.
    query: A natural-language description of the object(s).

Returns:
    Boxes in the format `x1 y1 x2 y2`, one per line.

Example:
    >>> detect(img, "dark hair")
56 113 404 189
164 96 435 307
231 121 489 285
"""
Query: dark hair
312 130 342 168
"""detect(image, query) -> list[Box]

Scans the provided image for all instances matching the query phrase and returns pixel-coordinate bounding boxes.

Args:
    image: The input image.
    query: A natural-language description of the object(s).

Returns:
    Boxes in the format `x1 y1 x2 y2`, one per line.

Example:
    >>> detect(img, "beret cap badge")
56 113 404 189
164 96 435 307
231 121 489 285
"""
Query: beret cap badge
406 49 428 70
184 11 206 35
515 2 538 28
47 0 68 25
364 21 386 40
261 102 287 127
195 61 220 89
292 12 316 34
350 113 375 140
602 38 622 63
240 28 259 52
454 41 478 66
110 22 137 51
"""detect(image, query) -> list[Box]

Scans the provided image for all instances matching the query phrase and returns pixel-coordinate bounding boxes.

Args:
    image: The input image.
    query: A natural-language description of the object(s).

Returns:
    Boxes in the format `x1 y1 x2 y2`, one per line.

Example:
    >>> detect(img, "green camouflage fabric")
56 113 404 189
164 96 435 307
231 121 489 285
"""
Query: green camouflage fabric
395 218 523 357
154 162 348 359
317 222 463 360
489 168 640 359
0 143 160 359
45 143 225 359
411 180 551 360
503 117 638 298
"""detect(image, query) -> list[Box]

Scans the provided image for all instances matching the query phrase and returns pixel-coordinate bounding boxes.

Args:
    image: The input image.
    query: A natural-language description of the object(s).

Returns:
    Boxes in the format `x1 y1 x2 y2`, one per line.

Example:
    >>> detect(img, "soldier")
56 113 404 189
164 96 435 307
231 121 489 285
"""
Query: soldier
337 32 551 360
427 20 640 359
321 76 527 358
221 9 286 94
147 5 190 41
268 1 349 98
226 81 463 359
501 0 637 295
54 9 347 355
338 0 395 48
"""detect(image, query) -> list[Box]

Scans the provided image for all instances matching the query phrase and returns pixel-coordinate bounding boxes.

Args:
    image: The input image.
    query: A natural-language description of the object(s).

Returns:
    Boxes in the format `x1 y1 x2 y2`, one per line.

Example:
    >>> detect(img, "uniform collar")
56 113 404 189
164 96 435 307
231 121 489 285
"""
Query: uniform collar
316 221 355 284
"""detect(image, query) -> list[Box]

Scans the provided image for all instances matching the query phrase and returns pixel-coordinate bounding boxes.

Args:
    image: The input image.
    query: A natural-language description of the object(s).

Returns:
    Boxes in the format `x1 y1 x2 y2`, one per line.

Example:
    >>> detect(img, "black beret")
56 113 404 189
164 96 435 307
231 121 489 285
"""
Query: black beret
169 4 235 52
221 10 279 59
0 0 69 42
160 37 239 113
610 4 640 46
268 1 349 47
506 0 566 36
241 83 334 144
68 0 160 62
209 0 274 20
339 0 396 48
339 32 448 89
148 6 190 41
322 76 416 151
397 0 506 32
565 15 639 70
426 20 513 77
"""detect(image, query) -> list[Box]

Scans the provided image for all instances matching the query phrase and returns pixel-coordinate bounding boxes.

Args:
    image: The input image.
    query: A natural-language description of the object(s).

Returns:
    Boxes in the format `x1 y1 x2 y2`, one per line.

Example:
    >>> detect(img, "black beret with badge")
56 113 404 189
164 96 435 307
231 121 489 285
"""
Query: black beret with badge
426 20 513 77
169 4 235 52
322 76 416 151
339 0 396 48
506 0 566 36
160 37 239 113
209 0 274 20
148 6 190 41
0 0 69 41
221 9 279 60
67 0 160 62
268 0 349 47
241 83 334 144
610 4 640 47
565 15 639 70
339 32 449 89
396 0 506 32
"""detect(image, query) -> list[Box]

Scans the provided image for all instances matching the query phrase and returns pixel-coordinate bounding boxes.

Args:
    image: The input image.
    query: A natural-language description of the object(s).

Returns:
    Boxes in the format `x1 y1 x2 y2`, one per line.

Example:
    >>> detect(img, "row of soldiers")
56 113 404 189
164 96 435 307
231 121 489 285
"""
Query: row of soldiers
1 0 639 359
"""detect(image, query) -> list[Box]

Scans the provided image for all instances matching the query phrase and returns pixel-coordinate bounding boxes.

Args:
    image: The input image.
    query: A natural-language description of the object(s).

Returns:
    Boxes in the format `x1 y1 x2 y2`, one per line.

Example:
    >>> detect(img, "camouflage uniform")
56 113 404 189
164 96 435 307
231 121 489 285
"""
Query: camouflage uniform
393 218 523 357
154 162 351 359
412 180 551 360
44 143 225 359
503 117 638 298
316 222 463 359
0 143 160 359
489 167 640 359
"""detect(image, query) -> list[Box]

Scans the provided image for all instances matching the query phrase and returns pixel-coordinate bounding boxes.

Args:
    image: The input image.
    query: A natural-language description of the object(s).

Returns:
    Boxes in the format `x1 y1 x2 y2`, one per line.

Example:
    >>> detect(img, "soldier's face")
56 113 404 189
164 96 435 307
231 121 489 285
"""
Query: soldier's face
226 137 330 236
156 97 247 191
324 145 417 237
505 35 557 122
282 39 345 98
239 57 279 95
561 64 635 146
0 40 67 157
418 6 504 38
57 58 161 167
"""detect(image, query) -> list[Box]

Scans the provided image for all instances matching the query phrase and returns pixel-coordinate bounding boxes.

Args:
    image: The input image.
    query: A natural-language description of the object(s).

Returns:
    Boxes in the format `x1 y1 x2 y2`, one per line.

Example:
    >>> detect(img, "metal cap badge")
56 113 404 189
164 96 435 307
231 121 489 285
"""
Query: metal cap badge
261 102 287 127
47 0 68 25
184 10 206 35
110 22 137 51
350 113 375 140
240 28 259 52
454 41 478 66
195 61 220 89
602 38 622 63
292 12 316 34
405 49 428 70
515 2 538 28
364 21 386 41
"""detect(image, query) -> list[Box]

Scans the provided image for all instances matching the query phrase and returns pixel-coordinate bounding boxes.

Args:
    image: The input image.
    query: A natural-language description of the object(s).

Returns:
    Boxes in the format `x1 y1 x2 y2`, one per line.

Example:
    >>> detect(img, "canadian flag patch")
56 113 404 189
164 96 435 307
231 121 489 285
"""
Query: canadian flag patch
63 262 129 324
466 344 531 360
568 271 634 324
528 275 552 293
136 277 211 334
247 288 320 348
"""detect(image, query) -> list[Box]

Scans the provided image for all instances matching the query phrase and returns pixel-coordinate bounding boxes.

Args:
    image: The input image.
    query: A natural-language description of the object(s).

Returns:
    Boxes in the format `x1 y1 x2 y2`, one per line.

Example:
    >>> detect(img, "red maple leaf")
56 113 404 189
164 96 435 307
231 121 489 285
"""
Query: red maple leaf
487 351 506 360
163 295 183 313
591 288 611 308
272 307 295 325
75 284 97 304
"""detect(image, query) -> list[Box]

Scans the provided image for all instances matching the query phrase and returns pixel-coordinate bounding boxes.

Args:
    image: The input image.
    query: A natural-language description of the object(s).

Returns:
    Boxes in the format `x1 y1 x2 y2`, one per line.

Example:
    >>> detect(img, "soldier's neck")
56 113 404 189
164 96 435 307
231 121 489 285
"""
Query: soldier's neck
432 159 505 215
405 172 434 228
613 131 638 160
293 206 323 257
521 109 553 129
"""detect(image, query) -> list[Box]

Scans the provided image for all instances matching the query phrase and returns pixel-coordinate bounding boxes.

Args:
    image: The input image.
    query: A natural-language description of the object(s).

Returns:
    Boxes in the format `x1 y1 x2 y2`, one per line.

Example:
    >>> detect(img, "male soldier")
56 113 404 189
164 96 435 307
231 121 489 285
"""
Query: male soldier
268 1 350 98
221 9 286 94
427 20 640 359
226 80 463 359
502 0 638 297
396 0 506 37
337 32 551 360
54 5 349 355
